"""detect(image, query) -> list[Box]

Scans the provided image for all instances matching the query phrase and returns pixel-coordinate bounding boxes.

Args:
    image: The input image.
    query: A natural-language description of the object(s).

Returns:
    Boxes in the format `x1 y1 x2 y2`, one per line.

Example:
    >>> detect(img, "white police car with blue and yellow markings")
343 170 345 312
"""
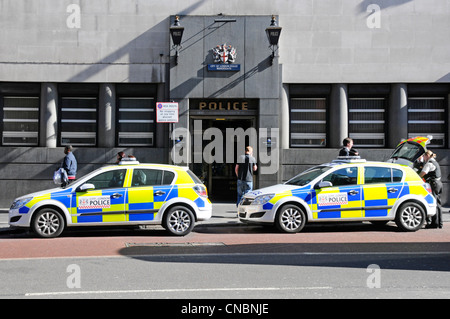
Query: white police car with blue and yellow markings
9 160 211 238
238 158 437 233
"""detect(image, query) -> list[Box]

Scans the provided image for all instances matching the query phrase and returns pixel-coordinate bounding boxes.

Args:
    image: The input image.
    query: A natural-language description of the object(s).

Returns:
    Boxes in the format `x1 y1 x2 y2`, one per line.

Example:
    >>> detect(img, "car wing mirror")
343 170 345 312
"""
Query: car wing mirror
314 181 333 189
78 183 95 192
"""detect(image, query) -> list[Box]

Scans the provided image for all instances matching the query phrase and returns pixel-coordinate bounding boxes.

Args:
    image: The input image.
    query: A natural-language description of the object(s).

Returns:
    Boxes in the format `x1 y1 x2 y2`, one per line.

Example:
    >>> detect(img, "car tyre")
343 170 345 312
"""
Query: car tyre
275 204 306 233
163 206 195 236
395 202 425 232
32 208 65 238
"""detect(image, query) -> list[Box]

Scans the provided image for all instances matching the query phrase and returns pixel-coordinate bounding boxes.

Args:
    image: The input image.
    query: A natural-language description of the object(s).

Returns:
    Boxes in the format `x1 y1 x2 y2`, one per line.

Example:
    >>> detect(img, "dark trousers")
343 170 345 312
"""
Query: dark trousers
429 179 443 228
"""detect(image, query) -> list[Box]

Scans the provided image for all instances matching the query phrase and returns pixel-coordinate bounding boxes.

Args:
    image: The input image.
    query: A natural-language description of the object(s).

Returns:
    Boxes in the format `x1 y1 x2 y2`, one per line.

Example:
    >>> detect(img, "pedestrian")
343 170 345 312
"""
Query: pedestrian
339 137 359 157
61 145 77 186
419 150 443 228
235 146 257 206
116 151 126 164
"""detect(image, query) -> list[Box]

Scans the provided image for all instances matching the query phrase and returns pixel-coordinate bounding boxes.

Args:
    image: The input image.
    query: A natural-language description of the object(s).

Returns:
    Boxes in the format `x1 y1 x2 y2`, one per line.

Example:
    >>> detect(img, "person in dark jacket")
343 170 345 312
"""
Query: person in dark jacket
339 137 359 157
235 146 257 206
62 145 77 186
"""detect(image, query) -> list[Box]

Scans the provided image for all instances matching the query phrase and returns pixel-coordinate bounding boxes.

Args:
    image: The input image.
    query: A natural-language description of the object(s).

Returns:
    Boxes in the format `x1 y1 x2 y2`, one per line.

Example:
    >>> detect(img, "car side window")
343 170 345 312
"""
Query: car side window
162 171 175 185
392 168 403 182
86 169 127 189
131 169 163 187
322 167 358 186
364 167 403 184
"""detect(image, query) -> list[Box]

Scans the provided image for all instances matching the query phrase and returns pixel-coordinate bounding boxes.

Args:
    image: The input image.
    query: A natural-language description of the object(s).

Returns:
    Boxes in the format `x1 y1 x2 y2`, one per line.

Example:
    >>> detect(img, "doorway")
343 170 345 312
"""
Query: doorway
190 117 255 202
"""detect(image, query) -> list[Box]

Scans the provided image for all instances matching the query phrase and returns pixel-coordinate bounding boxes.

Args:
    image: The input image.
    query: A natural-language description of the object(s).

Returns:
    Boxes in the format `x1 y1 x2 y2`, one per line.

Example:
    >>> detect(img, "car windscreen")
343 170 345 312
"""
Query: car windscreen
285 166 332 186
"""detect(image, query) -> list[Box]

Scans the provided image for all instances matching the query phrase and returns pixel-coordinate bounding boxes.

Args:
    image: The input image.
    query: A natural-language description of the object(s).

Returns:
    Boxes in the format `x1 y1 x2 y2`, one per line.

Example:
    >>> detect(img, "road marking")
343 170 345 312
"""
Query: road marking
125 242 226 247
25 286 332 297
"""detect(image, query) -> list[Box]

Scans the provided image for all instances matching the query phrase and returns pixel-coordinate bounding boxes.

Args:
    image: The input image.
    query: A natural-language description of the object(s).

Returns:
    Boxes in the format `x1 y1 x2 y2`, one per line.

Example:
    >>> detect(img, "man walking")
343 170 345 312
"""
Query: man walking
235 146 257 206
62 145 77 186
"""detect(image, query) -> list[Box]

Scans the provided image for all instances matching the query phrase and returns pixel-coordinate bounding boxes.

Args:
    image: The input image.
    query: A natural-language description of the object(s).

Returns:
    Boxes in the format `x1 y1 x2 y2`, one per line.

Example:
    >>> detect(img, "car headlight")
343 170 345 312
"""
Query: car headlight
251 194 275 205
10 197 32 210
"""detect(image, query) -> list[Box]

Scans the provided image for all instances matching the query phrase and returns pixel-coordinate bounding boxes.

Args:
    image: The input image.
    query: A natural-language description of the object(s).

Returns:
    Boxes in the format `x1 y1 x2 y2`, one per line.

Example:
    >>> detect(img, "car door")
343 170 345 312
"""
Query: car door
362 166 404 218
126 168 175 222
310 166 362 219
72 169 127 223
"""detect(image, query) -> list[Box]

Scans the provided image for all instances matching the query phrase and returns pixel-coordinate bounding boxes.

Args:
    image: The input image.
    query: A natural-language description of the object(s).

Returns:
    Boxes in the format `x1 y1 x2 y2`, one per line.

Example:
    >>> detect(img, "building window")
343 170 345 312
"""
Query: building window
348 98 386 147
2 96 39 146
117 97 155 147
290 98 327 147
408 97 447 147
60 97 98 146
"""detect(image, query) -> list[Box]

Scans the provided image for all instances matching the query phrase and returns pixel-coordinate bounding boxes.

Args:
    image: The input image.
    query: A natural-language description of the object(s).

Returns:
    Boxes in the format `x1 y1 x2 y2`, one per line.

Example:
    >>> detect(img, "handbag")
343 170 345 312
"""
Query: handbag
53 168 68 185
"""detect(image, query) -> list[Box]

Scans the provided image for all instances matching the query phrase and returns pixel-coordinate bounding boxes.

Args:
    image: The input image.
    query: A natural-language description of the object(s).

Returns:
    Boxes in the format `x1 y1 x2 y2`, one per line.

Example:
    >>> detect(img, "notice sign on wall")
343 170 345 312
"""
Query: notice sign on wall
156 102 179 123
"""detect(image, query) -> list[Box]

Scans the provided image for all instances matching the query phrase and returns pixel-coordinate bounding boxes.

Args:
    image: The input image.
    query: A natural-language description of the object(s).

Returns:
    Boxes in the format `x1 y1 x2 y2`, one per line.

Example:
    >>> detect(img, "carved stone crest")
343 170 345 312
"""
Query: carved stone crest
212 44 237 64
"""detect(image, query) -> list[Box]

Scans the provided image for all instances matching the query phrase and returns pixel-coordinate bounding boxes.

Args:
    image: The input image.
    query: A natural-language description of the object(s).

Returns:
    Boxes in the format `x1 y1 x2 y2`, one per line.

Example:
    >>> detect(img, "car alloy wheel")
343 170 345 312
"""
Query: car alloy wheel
395 202 425 232
32 208 65 238
276 204 306 233
164 206 195 236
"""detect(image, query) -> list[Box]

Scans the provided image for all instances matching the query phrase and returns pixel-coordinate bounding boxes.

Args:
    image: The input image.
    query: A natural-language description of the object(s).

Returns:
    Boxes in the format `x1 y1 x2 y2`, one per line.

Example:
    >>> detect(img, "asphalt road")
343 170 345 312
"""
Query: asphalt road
0 205 449 300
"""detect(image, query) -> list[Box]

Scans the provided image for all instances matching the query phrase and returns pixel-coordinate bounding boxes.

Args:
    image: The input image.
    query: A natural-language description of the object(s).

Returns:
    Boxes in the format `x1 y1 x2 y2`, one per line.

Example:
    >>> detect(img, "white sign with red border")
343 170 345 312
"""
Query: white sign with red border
156 102 179 123
318 192 348 206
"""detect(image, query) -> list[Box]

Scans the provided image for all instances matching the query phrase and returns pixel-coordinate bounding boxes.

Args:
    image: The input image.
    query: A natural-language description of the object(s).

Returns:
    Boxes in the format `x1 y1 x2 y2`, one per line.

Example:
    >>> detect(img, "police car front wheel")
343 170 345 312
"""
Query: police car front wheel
163 206 195 236
32 208 65 238
275 204 306 233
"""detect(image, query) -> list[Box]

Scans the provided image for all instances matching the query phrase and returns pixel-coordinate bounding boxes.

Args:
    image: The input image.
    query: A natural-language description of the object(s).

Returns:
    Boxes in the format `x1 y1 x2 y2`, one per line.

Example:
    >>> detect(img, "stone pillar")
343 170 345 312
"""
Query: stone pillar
98 83 115 148
280 83 290 150
329 84 348 148
40 83 58 148
389 84 408 148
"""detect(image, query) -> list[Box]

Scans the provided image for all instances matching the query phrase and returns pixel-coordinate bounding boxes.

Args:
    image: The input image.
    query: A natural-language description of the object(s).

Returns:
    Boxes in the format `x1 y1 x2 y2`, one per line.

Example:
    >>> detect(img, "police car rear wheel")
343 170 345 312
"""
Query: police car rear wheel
276 204 306 233
32 208 65 238
164 206 195 236
395 202 425 232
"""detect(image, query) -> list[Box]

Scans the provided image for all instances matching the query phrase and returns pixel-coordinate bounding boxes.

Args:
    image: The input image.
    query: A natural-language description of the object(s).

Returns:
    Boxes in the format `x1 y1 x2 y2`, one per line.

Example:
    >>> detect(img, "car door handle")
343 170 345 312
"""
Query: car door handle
154 191 166 196
348 190 359 195
111 193 123 199
388 188 398 193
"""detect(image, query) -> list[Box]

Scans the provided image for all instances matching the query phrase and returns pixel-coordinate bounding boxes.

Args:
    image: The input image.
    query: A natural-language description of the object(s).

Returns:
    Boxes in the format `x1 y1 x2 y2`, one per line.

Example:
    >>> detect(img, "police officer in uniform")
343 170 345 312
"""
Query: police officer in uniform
419 150 443 228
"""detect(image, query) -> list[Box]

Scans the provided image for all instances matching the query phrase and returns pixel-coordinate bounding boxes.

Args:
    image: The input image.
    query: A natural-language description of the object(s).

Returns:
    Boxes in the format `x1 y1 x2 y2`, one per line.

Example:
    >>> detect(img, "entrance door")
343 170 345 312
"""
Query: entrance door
190 118 255 202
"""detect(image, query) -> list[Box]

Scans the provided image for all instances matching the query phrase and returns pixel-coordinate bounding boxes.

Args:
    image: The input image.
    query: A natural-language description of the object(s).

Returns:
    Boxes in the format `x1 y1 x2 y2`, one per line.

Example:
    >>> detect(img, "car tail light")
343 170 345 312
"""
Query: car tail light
193 185 208 197
424 183 432 194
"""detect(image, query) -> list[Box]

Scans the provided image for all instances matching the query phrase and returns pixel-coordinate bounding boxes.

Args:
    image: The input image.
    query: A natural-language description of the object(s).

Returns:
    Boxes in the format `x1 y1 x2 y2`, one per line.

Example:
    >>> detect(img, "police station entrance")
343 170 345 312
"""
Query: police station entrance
189 99 258 202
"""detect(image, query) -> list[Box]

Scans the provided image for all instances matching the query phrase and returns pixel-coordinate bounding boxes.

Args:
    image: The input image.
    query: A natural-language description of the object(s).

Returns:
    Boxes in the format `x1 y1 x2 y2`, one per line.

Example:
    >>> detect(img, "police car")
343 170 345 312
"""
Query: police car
9 160 212 238
238 157 437 233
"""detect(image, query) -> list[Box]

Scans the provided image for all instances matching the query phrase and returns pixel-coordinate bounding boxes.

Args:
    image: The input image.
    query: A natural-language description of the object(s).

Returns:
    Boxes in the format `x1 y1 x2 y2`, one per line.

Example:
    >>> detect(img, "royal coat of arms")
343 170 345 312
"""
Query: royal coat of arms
212 44 237 64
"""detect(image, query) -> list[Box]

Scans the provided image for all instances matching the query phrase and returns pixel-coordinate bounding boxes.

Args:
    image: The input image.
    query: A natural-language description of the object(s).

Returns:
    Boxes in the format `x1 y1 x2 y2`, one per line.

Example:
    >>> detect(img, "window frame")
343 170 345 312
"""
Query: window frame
407 96 447 148
58 96 99 147
1 95 40 146
348 97 387 148
289 97 328 148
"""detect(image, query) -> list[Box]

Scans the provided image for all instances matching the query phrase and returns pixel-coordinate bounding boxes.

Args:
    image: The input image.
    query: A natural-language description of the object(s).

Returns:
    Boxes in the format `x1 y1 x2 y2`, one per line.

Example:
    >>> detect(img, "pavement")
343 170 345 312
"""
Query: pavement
0 203 449 232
